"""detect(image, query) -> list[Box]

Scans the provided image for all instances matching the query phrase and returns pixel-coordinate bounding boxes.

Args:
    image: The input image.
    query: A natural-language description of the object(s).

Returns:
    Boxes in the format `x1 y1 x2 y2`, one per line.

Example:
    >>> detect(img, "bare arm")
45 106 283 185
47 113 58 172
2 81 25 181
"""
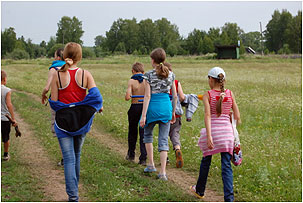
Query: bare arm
50 72 59 101
6 91 17 126
41 69 56 104
177 82 185 102
170 81 177 124
125 80 132 101
139 80 150 128
203 92 213 149
85 70 97 90
231 91 241 124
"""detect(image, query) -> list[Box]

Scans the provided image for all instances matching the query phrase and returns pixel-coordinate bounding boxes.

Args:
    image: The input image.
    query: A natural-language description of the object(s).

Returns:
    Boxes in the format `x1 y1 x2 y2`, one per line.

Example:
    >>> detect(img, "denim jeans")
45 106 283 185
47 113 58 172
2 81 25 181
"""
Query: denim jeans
127 104 147 161
58 134 86 202
196 152 234 202
143 121 170 152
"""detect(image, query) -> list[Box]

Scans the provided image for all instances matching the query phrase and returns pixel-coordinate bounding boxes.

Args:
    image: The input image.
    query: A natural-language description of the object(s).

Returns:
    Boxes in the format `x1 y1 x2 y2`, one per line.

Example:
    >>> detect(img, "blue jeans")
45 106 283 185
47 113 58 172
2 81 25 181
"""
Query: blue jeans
58 134 86 202
196 152 234 202
143 121 170 152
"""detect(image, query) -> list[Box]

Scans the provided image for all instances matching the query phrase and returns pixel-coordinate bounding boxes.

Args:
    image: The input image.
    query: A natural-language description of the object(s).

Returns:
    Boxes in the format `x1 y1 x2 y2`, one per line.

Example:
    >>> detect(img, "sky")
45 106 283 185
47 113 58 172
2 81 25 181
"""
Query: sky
1 1 302 47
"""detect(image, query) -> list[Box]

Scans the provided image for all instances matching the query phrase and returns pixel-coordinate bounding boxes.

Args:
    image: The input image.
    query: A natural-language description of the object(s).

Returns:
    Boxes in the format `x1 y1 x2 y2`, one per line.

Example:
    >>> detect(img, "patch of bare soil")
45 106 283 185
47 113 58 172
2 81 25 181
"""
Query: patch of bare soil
13 112 86 202
90 128 224 202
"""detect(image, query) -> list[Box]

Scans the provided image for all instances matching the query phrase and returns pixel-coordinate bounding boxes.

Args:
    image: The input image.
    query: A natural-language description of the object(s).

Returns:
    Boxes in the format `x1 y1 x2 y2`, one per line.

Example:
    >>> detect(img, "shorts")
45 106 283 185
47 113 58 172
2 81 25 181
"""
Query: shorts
1 121 11 143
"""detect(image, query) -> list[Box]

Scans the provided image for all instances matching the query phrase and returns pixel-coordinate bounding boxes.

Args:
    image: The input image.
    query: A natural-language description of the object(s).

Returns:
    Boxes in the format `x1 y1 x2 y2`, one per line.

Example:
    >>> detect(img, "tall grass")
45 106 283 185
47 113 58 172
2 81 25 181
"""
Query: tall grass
1 56 302 201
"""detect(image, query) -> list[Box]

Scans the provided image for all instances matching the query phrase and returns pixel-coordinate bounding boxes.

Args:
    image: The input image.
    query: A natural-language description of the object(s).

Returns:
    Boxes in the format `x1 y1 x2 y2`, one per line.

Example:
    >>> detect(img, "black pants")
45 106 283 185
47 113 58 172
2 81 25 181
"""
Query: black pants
1 121 11 143
127 104 147 161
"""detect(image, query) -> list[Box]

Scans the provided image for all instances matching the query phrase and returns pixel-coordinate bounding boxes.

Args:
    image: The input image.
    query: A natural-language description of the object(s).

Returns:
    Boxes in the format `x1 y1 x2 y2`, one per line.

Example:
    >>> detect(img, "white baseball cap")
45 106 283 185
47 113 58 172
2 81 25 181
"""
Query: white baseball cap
208 67 226 79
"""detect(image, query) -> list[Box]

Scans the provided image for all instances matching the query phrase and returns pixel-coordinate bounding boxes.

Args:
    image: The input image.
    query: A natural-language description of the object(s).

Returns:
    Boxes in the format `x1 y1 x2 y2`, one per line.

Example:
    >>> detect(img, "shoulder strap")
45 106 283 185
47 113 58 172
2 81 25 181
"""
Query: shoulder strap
82 69 84 88
57 71 62 89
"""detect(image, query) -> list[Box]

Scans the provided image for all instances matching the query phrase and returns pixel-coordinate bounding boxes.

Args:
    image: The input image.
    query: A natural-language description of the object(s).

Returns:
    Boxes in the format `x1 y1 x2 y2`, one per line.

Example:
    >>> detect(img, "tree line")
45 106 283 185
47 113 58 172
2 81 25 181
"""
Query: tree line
1 9 301 60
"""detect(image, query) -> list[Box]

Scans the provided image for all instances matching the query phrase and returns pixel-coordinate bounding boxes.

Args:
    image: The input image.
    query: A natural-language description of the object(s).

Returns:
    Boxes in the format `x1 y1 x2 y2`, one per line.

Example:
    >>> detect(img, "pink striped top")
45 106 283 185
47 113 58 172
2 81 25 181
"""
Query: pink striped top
198 89 234 157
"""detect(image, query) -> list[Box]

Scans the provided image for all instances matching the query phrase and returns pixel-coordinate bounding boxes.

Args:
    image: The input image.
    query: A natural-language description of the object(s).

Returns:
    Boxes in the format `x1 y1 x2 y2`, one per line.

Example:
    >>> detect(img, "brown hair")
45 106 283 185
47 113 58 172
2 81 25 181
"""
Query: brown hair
1 70 7 81
163 62 172 71
59 42 82 72
150 48 169 79
132 62 144 73
55 48 64 60
215 73 225 117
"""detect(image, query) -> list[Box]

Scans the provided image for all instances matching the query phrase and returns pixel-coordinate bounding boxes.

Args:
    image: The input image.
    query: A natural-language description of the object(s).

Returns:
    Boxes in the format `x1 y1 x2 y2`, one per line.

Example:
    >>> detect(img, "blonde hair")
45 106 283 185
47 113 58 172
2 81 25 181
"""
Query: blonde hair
215 73 226 117
132 62 144 73
150 48 169 79
1 70 7 81
60 42 82 72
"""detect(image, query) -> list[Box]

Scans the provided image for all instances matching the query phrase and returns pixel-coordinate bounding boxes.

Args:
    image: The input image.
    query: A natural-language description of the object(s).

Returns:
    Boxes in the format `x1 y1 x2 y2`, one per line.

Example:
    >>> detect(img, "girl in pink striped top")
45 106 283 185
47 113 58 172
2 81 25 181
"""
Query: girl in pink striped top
191 67 241 202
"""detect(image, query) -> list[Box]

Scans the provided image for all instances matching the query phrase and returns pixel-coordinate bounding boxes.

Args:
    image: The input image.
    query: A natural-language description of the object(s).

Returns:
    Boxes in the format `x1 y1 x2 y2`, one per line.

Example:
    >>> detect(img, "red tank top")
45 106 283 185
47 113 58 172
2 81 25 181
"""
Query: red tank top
208 89 233 115
170 80 181 118
58 68 87 104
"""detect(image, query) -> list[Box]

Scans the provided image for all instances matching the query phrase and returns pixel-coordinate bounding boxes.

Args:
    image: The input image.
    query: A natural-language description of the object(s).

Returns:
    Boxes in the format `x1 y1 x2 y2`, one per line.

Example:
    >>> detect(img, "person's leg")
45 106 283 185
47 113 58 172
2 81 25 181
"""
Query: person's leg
73 134 86 183
158 121 170 175
138 126 147 163
2 121 11 159
127 105 138 160
143 122 156 167
58 136 78 202
221 152 234 202
195 155 212 196
169 117 183 168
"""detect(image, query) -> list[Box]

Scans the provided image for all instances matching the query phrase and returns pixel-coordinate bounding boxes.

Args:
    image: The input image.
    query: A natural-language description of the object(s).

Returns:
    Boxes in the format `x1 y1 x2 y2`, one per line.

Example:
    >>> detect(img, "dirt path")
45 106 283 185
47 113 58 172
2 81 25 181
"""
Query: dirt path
13 112 86 202
90 128 224 202
13 89 223 201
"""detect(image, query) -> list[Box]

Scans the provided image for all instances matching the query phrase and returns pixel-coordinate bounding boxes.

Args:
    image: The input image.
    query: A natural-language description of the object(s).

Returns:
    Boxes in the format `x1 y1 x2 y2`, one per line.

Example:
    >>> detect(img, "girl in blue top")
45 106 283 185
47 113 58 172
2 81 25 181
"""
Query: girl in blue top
140 48 177 181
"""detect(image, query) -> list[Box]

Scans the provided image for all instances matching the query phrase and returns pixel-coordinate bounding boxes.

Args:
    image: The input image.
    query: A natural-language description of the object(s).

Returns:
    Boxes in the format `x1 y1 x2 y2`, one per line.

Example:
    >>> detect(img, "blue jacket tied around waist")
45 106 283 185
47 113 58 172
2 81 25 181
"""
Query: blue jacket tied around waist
49 87 103 138
146 93 172 125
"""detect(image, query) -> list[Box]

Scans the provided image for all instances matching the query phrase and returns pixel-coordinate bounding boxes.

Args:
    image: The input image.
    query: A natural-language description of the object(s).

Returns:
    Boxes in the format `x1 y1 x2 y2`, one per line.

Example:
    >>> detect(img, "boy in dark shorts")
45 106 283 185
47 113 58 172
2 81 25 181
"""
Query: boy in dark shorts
1 70 17 161
125 62 147 165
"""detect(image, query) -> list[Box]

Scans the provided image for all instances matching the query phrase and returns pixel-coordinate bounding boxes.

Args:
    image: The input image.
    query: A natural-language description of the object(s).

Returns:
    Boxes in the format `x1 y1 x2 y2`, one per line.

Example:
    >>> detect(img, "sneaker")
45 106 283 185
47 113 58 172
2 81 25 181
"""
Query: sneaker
125 154 135 162
190 185 204 199
138 159 147 166
157 174 168 181
144 165 157 173
175 149 184 168
3 154 10 161
57 159 64 166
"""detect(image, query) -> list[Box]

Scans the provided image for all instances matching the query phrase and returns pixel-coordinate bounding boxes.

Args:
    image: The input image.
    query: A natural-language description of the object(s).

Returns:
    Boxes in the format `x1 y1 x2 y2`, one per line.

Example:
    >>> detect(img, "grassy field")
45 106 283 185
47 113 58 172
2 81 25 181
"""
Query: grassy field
1 55 302 202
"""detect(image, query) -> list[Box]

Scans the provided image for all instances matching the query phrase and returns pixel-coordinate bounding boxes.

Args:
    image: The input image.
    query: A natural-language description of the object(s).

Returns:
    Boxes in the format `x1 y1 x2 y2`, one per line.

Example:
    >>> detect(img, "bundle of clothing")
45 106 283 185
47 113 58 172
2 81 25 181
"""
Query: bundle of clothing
175 94 199 122
49 87 103 138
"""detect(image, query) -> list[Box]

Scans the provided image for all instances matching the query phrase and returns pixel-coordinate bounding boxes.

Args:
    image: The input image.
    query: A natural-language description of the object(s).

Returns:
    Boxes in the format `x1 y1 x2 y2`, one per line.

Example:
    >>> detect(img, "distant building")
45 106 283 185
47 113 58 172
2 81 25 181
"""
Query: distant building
215 45 240 59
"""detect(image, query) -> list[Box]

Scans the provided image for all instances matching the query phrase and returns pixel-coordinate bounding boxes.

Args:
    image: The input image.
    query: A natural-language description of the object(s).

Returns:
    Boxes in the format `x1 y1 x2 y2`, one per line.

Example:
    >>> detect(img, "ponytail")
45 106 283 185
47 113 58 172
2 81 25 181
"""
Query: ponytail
59 58 74 72
215 73 225 117
155 62 169 79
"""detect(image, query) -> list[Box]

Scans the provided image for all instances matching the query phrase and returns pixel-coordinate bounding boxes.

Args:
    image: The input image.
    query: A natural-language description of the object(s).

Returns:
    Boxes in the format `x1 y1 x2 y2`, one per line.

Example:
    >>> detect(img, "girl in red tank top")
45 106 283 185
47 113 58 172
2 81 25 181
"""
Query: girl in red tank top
58 68 86 104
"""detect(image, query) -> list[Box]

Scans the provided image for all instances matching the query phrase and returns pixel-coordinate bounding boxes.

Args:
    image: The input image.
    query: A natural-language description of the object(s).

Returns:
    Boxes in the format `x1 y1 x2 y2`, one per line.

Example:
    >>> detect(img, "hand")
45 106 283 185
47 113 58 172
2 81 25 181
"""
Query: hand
140 117 146 128
41 94 48 104
207 136 214 150
98 107 103 113
170 114 176 124
12 120 18 127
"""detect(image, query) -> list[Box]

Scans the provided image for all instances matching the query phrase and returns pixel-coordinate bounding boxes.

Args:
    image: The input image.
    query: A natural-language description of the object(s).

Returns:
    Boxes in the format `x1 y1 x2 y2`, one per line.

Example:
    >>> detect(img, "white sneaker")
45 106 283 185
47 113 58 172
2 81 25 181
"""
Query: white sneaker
3 154 10 161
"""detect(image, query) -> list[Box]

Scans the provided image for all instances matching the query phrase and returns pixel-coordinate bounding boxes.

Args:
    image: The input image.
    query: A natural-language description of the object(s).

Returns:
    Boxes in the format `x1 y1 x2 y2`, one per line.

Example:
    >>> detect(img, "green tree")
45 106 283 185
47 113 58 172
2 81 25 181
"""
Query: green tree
15 36 27 51
219 31 231 45
221 22 244 45
186 29 205 55
240 31 262 53
40 40 47 49
285 10 302 53
208 27 221 46
155 18 180 50
1 27 17 57
48 43 64 58
167 43 178 57
106 18 124 53
202 36 215 54
138 19 160 53
82 47 96 58
47 36 57 54
25 39 34 59
56 16 84 45
6 49 30 60
265 9 293 53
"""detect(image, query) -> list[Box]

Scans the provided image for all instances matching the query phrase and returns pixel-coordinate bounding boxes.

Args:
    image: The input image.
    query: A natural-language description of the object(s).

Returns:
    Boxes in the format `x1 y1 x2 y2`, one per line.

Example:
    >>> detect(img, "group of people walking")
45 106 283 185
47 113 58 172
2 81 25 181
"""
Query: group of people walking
1 42 241 202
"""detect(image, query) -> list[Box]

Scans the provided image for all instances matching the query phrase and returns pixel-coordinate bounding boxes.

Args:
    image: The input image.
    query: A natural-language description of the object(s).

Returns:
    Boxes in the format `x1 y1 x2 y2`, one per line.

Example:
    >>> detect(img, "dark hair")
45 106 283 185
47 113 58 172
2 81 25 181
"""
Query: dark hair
59 42 82 72
132 62 144 73
55 48 64 60
1 70 7 81
150 48 169 79
215 73 225 117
